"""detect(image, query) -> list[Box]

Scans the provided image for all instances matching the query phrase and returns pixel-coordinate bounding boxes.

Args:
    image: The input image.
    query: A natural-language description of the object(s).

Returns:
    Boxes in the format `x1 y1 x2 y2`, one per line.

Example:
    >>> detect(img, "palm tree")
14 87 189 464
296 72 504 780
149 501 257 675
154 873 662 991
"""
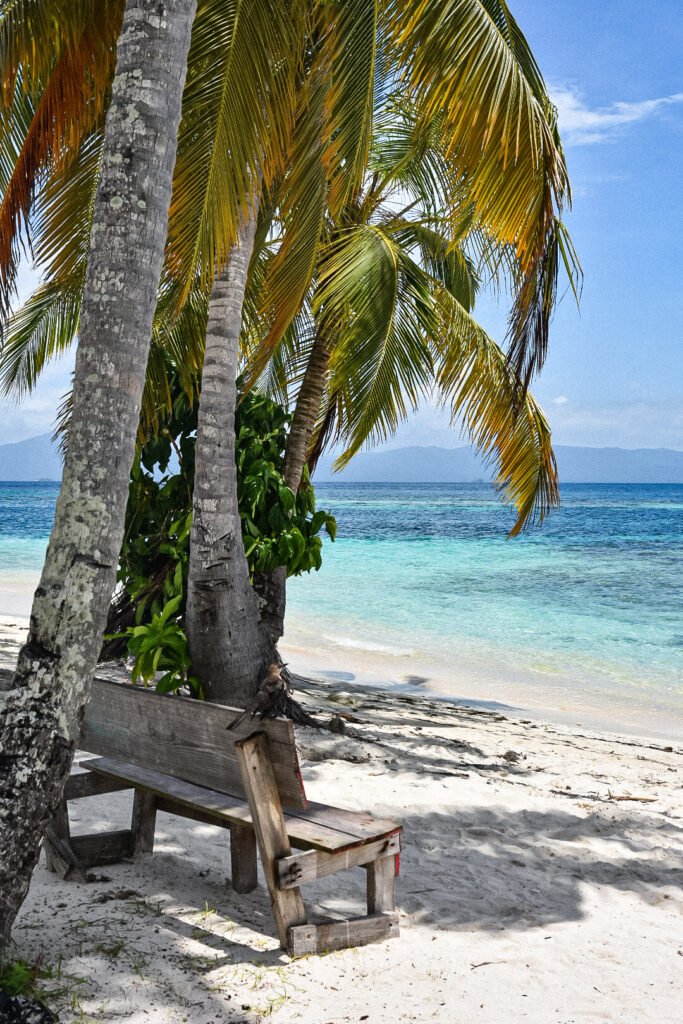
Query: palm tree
0 1 572 404
0 1 575 706
0 0 197 950
185 208 280 703
243 96 578 640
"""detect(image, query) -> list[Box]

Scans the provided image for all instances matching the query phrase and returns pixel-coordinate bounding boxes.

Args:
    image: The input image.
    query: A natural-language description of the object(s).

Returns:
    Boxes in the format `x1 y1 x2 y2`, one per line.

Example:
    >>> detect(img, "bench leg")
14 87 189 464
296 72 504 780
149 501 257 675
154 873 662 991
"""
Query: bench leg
230 823 258 894
44 797 70 875
131 789 157 857
44 796 88 882
367 854 396 914
235 734 307 947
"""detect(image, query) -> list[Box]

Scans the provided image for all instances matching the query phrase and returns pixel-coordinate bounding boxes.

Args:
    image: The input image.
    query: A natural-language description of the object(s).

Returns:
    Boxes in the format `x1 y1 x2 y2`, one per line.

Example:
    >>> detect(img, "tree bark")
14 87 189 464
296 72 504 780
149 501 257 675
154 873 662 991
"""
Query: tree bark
258 327 332 643
0 0 196 952
186 206 277 706
282 328 332 492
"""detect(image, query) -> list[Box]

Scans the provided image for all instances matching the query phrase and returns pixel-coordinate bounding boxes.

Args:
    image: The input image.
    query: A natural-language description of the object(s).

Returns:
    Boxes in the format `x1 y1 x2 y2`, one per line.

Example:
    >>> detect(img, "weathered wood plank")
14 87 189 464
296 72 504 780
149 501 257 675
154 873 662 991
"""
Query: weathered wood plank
44 831 89 882
65 771 132 800
44 798 70 876
70 829 135 866
299 801 402 844
230 823 258 894
155 796 233 829
44 799 89 882
287 913 399 956
277 834 401 889
80 678 306 809
82 758 378 852
367 853 396 913
131 790 157 857
235 733 307 947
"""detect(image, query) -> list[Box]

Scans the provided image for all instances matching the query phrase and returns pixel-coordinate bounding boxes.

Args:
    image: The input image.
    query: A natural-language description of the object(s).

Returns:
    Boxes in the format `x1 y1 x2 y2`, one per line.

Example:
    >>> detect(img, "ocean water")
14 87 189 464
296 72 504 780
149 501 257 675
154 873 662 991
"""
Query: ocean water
1 480 682 737
284 482 683 738
0 482 58 612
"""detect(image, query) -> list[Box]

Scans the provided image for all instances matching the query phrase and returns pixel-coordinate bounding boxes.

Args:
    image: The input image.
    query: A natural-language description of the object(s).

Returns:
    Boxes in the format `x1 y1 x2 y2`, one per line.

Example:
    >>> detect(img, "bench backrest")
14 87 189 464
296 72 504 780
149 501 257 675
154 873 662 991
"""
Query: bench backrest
81 677 307 810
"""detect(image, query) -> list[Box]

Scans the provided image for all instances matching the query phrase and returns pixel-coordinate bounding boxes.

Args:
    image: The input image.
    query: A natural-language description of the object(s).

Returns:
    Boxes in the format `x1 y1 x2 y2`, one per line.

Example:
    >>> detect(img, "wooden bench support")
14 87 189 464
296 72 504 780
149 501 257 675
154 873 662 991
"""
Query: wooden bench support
131 789 157 857
277 834 400 889
230 823 258 894
235 734 307 946
44 797 88 882
288 913 399 956
70 830 135 866
367 852 396 914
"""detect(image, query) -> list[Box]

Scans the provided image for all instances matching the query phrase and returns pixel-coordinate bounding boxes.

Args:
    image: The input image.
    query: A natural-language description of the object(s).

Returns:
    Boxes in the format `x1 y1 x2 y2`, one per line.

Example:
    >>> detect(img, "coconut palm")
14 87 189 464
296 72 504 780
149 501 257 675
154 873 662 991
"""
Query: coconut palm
1 1 571 395
0 0 198 952
0 0 576 704
241 96 578 639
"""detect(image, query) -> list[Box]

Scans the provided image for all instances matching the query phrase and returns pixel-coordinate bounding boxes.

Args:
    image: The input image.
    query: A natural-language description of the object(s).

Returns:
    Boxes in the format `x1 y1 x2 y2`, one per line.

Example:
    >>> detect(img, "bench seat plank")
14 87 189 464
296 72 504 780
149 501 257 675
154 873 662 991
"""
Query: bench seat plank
296 801 402 844
82 756 400 854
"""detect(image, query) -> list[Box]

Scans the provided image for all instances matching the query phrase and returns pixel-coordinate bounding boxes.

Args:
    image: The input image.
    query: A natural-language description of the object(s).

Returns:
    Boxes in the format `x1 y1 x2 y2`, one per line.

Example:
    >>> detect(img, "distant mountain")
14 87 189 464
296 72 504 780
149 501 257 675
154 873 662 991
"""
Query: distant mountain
2 433 683 484
314 444 683 484
0 433 62 481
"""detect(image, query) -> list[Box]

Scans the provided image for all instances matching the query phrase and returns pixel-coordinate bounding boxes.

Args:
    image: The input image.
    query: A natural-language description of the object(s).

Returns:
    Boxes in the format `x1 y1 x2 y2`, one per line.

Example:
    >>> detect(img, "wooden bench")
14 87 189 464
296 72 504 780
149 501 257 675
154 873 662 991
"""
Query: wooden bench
46 678 401 955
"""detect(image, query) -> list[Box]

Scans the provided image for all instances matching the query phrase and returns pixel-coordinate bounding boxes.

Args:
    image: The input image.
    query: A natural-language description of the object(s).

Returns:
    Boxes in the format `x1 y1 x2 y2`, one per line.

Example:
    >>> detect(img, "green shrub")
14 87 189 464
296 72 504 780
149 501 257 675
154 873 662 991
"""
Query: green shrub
104 372 335 694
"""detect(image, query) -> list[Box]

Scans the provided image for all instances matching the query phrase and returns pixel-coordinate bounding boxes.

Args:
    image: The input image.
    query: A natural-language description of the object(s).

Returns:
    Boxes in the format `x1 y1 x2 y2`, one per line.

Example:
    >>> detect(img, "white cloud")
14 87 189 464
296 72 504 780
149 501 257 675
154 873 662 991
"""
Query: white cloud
551 85 683 145
552 395 569 406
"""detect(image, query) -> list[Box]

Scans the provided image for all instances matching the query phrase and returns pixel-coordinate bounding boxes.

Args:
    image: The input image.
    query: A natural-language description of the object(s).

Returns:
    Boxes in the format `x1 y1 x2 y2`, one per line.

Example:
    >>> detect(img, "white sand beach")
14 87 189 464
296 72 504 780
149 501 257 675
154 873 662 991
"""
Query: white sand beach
1 616 682 1023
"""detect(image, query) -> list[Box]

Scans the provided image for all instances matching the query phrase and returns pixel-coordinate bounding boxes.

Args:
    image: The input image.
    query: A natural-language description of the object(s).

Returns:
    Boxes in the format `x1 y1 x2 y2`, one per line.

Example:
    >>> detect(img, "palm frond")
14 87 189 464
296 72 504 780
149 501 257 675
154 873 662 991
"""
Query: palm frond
388 219 480 311
0 269 83 396
433 283 559 534
165 0 305 298
314 224 434 467
246 53 328 381
0 1 119 313
0 133 101 395
506 216 582 390
319 0 378 213
390 0 572 380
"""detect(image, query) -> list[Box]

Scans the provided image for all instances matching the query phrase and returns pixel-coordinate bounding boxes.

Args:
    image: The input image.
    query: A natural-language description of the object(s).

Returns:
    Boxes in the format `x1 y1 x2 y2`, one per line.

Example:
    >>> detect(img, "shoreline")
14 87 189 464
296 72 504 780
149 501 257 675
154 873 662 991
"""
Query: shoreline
2 612 681 745
280 635 683 745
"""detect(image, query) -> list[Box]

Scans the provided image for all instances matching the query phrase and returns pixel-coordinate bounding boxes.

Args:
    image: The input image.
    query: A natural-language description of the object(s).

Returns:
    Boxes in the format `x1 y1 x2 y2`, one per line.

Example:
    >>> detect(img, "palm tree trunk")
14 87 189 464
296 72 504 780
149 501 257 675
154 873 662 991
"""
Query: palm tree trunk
255 327 331 642
0 0 196 951
282 328 332 491
186 206 276 706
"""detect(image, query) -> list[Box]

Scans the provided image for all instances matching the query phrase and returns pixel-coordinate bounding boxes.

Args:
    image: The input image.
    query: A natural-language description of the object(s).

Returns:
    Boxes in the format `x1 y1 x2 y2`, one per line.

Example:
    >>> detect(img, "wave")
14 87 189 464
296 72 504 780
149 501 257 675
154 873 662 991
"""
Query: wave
322 634 415 656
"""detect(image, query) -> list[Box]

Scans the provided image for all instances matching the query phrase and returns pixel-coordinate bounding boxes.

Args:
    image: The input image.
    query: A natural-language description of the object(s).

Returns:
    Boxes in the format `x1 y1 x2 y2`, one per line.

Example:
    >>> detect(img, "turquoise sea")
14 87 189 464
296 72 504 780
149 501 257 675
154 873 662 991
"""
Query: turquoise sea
1 480 682 737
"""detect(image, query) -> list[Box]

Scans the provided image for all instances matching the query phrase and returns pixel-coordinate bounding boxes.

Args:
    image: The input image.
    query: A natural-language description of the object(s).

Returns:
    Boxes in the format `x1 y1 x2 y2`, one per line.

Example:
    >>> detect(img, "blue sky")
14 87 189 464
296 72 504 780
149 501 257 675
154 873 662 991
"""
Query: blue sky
1 0 682 449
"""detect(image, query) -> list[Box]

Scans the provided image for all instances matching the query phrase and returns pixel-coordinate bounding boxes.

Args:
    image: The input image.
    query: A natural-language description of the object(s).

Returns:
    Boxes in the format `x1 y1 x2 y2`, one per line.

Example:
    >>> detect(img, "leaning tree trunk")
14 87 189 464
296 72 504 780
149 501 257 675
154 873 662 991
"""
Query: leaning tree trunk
282 328 332 493
0 0 196 951
255 327 332 643
186 208 277 706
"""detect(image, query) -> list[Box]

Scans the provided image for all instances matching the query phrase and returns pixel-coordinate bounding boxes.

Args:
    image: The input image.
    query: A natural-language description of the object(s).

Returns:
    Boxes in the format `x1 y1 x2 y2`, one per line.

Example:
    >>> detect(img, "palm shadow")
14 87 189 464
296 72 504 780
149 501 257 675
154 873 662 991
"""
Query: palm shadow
390 805 683 931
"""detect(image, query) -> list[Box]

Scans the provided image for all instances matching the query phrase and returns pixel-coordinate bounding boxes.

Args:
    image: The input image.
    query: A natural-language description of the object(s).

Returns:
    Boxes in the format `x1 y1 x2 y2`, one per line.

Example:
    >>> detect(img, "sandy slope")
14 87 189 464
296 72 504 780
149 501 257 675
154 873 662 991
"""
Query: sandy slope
1 617 682 1024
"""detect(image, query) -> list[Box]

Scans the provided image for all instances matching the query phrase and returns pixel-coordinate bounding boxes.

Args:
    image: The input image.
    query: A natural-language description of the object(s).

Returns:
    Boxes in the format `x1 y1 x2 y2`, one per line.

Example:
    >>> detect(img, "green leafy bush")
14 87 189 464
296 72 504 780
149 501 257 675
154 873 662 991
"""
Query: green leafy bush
104 373 335 694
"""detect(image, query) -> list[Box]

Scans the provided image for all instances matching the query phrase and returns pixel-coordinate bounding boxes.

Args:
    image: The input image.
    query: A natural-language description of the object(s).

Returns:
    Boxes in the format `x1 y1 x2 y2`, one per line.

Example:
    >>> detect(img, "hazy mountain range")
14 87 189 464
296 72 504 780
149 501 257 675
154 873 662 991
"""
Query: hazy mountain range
315 445 683 484
1 433 683 484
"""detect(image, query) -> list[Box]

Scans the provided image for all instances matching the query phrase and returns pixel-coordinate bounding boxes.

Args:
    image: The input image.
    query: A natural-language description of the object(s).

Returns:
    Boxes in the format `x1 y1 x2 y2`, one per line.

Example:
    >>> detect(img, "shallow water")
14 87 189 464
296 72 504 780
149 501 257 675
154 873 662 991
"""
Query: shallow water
283 482 683 738
2 480 682 736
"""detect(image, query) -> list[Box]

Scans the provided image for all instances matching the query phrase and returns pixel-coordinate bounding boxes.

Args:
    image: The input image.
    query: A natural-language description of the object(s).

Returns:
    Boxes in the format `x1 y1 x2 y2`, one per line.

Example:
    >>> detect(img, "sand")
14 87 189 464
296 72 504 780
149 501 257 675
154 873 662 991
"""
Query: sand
1 615 682 1023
